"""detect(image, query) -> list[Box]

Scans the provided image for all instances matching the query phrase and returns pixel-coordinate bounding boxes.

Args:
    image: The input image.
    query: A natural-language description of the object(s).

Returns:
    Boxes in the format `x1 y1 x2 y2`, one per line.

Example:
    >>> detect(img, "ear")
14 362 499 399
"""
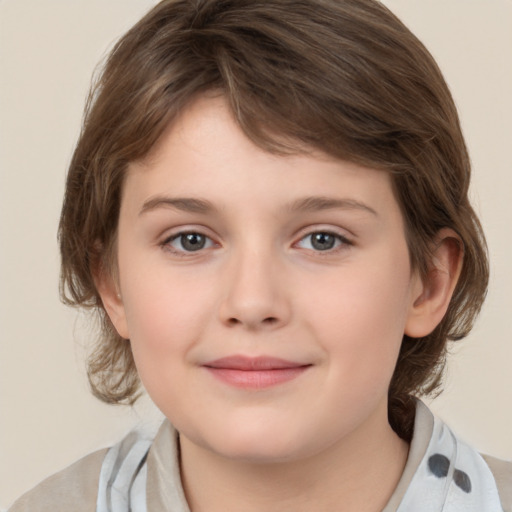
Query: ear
405 228 463 338
94 263 130 340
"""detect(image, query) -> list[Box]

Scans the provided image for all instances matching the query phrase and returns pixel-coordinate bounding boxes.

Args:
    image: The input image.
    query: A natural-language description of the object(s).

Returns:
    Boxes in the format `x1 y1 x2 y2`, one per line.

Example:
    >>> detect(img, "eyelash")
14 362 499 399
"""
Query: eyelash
160 229 353 256
161 231 216 256
295 231 352 253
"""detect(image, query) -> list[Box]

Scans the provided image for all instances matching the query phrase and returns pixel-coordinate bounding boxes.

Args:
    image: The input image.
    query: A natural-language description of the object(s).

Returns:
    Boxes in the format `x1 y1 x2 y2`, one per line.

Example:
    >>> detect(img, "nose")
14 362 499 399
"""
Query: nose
218 246 291 331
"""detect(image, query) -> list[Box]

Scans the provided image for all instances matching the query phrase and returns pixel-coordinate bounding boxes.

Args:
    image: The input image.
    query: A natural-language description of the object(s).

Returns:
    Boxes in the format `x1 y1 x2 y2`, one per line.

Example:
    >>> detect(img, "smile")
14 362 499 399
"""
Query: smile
203 355 312 389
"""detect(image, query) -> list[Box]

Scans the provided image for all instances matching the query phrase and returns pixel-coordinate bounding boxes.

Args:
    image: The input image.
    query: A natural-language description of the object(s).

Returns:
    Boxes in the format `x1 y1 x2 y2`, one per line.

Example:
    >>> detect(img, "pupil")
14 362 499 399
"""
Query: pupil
312 233 335 250
182 233 205 251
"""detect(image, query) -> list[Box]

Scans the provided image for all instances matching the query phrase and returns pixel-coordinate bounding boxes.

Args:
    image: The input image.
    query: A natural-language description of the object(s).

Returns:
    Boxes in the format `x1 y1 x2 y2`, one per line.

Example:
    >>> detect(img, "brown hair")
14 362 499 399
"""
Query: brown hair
59 0 488 440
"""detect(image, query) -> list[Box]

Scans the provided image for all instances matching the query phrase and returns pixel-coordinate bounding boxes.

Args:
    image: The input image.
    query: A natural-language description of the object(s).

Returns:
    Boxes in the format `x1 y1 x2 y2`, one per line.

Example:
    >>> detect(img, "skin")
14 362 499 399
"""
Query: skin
99 95 462 511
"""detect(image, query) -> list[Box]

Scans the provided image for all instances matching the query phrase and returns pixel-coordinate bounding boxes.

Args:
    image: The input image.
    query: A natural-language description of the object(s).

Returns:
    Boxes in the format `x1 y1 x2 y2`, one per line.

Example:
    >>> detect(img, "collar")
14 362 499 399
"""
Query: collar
98 400 503 511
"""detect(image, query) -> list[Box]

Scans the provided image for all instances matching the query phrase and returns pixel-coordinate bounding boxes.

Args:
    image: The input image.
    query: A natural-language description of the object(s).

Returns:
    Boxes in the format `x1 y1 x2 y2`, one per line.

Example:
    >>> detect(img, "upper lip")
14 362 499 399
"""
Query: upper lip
203 355 310 370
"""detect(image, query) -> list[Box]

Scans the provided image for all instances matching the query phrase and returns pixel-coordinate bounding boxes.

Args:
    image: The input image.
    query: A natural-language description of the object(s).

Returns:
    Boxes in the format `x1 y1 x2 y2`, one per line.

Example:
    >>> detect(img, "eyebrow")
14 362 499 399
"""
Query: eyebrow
139 195 378 217
139 196 215 216
288 196 378 216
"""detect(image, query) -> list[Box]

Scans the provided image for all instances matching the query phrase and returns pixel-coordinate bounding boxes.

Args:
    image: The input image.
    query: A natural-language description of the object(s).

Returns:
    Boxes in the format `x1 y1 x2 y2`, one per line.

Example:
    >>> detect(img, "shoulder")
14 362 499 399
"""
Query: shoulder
8 448 108 512
482 454 512 512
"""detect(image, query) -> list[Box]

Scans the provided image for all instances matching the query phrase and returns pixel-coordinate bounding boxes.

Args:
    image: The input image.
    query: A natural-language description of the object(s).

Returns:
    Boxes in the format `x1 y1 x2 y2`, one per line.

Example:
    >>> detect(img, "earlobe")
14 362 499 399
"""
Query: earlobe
94 265 130 340
405 229 463 338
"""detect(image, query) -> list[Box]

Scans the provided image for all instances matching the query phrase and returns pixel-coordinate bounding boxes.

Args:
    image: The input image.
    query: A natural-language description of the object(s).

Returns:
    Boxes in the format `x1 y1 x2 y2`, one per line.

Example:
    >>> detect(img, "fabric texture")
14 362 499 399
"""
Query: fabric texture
96 431 153 512
7 449 107 512
8 401 512 511
393 403 504 511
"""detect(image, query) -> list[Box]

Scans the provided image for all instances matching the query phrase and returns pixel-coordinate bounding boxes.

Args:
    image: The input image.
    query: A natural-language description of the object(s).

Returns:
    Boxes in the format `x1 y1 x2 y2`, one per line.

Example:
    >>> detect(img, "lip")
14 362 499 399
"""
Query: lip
202 355 311 389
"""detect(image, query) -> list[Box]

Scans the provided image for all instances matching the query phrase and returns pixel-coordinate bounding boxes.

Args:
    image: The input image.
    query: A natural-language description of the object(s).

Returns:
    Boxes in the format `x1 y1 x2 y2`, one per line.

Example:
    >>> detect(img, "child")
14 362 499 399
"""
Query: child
8 0 511 510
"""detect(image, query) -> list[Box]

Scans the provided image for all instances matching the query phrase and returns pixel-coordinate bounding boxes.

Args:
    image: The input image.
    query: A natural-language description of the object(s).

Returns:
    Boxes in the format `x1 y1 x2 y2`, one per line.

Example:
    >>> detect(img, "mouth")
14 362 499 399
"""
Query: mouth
202 355 312 389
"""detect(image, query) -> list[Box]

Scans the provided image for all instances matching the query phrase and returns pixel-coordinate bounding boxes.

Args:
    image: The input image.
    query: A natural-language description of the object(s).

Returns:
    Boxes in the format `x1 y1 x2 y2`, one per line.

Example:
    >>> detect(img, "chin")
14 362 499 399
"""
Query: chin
194 420 317 464
213 440 304 464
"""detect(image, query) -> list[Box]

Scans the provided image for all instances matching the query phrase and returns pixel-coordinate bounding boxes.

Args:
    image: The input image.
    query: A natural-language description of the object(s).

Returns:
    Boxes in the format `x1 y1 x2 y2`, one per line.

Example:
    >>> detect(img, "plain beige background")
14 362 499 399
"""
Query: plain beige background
1 0 511 508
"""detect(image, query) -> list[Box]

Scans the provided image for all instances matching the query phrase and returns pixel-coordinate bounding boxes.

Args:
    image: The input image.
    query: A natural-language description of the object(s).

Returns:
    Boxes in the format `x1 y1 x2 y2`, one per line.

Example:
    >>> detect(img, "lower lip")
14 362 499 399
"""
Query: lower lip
204 366 310 389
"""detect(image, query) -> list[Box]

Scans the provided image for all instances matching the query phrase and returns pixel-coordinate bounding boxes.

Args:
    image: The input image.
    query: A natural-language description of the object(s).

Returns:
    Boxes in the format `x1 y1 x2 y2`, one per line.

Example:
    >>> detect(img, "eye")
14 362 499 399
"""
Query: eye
296 231 350 252
164 232 215 253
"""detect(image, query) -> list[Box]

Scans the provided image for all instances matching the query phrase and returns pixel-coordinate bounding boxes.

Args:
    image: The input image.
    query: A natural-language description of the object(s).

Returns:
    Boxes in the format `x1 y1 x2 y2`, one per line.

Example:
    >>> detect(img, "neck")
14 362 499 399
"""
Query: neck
179 403 409 512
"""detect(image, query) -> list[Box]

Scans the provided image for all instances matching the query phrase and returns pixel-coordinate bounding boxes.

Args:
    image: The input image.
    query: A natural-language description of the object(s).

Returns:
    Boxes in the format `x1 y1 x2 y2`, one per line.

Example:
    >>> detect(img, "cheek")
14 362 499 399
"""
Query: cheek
120 272 215 414
127 289 208 352
118 256 216 372
300 255 413 386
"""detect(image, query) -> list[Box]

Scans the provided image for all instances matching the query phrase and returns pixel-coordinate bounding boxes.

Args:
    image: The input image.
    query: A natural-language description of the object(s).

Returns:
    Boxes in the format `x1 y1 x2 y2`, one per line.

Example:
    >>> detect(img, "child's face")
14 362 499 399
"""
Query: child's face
107 95 424 463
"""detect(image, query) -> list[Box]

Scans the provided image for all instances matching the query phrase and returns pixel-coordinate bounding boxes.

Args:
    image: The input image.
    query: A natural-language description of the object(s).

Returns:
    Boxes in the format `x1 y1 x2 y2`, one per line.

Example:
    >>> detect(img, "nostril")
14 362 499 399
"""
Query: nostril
226 316 278 327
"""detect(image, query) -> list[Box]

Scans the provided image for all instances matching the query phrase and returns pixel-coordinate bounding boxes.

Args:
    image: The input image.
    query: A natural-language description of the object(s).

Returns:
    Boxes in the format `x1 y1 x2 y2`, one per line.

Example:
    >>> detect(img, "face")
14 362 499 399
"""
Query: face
107 95 425 464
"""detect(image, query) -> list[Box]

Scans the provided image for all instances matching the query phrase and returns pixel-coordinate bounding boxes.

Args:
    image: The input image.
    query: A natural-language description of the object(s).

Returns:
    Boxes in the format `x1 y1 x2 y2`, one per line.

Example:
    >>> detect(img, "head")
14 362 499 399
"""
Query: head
59 0 488 441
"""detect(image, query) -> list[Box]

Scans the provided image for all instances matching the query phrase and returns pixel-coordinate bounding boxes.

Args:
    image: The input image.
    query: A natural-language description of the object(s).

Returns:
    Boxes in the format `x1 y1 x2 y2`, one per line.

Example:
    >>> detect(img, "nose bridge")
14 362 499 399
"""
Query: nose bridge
219 240 290 329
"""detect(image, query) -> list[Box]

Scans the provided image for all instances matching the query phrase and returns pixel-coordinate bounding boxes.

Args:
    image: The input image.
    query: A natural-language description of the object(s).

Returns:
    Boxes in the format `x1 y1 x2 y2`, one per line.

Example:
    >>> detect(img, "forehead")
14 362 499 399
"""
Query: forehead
124 95 402 224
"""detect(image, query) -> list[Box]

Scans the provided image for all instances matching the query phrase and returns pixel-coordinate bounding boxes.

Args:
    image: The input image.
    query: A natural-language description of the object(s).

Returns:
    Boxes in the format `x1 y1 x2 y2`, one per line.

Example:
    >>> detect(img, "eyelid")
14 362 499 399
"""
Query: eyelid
160 227 219 256
157 225 353 256
293 227 354 252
